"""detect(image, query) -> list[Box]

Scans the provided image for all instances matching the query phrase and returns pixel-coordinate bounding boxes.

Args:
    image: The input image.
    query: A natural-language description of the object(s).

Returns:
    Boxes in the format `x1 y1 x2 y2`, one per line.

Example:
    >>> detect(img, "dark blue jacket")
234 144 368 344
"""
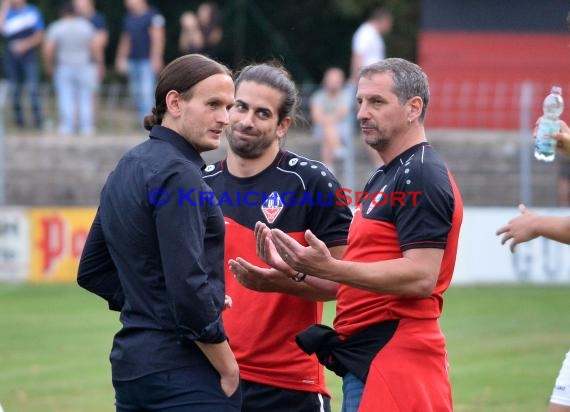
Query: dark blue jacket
78 125 226 381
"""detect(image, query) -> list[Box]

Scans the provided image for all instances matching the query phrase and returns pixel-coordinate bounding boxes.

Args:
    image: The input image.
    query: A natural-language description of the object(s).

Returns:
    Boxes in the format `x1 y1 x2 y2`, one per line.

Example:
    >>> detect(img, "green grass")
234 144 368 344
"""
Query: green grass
0 284 569 412
442 285 570 412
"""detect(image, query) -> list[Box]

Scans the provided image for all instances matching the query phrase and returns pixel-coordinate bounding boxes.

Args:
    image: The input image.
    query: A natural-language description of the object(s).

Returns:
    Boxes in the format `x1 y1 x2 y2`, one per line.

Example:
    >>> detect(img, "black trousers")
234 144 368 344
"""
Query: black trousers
240 379 331 412
113 366 241 412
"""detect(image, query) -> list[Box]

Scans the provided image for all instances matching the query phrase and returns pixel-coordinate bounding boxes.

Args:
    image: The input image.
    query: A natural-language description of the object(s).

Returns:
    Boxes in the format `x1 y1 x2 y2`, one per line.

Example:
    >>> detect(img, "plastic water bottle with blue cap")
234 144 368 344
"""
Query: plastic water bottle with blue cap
535 86 564 162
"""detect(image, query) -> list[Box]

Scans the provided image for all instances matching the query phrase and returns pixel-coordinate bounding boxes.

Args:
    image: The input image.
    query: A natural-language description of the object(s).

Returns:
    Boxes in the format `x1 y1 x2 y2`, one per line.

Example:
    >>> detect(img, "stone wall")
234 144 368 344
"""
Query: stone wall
3 129 565 206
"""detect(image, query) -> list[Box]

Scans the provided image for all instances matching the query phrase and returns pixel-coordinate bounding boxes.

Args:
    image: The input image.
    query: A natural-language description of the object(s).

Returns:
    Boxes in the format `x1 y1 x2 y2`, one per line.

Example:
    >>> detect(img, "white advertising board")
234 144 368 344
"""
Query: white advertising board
453 207 570 284
0 209 29 282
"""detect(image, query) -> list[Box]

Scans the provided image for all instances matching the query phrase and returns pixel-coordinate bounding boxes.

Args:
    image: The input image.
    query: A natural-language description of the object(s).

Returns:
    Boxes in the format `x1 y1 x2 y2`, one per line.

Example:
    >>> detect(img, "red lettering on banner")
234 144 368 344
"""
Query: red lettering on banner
38 217 88 277
39 217 65 275
71 230 88 258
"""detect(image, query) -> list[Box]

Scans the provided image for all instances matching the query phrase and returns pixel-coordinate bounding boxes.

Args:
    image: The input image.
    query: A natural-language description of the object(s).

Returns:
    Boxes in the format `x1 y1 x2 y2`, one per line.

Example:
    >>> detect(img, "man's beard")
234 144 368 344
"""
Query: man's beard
363 126 390 151
226 126 275 159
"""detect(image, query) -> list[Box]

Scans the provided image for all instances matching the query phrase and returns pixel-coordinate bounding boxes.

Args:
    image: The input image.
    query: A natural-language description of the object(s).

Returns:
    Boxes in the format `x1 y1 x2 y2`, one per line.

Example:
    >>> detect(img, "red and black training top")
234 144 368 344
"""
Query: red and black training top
334 142 463 339
203 150 352 395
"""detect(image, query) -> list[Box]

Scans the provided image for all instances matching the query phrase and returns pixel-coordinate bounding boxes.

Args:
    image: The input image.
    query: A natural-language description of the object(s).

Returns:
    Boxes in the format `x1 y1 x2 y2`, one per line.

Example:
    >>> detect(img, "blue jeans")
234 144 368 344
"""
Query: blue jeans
342 372 365 412
127 59 156 125
53 64 96 135
3 50 42 128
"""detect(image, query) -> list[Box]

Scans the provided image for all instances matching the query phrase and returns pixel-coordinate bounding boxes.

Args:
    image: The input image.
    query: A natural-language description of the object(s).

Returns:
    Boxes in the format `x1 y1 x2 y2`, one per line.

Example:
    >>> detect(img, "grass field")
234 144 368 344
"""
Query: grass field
1 283 569 412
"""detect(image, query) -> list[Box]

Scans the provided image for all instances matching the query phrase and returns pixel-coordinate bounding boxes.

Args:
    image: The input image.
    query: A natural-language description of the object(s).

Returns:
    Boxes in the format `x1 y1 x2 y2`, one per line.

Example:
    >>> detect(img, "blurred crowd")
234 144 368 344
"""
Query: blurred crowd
0 0 223 136
0 1 392 166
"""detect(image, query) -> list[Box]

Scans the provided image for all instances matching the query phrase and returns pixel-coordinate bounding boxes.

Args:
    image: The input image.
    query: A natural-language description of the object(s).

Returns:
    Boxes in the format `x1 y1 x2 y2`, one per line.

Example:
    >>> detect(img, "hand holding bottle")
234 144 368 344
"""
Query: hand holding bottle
550 119 570 157
535 86 564 162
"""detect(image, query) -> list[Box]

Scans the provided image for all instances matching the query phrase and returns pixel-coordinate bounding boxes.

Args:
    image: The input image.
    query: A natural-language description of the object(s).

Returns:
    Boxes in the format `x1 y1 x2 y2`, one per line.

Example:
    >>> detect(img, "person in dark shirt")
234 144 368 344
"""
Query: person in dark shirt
115 0 165 124
196 2 223 58
178 11 204 55
78 54 240 411
203 63 352 412
0 0 44 129
178 2 222 58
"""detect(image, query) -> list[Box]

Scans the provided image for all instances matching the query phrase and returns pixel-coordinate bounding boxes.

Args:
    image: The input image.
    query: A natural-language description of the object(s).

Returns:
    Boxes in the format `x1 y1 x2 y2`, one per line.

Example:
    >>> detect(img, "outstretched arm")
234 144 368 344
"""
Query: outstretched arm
496 204 570 252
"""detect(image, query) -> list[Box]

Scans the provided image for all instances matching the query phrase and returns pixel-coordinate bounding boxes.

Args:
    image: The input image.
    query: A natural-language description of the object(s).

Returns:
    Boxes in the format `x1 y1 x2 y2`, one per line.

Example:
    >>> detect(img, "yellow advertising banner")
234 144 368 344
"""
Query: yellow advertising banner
28 208 96 282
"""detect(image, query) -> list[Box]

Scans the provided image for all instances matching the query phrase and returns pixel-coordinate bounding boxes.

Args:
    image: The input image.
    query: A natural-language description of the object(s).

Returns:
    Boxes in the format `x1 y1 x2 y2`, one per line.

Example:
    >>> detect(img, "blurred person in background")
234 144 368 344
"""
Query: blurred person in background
196 2 222 58
0 0 44 129
204 62 352 412
350 6 393 85
43 2 98 136
78 54 240 412
178 10 204 55
73 0 108 83
310 67 352 172
115 0 165 125
349 6 393 167
258 58 463 412
497 119 570 412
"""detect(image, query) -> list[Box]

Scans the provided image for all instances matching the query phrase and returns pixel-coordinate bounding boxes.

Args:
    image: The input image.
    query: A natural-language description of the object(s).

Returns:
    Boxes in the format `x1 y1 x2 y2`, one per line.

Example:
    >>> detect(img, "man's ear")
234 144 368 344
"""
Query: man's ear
407 96 423 123
276 116 292 140
165 90 181 118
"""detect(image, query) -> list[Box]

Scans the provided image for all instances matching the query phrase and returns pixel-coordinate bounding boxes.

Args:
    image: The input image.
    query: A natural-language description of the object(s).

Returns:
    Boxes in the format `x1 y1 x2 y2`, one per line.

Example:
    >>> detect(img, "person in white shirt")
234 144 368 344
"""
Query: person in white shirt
350 7 393 83
349 7 393 167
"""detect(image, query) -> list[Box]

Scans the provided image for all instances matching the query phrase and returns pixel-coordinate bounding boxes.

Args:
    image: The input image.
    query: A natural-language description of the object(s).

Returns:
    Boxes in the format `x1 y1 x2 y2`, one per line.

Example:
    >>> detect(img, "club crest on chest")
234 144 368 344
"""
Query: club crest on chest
261 191 284 224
